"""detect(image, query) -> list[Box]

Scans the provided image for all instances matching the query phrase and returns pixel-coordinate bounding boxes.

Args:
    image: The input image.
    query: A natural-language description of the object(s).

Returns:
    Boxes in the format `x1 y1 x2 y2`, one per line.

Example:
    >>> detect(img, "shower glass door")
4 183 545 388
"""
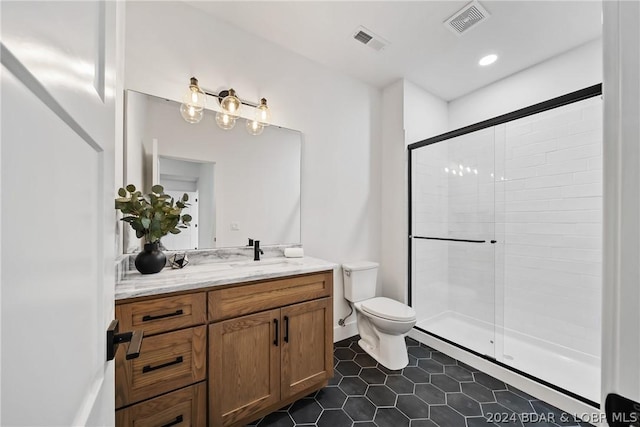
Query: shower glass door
409 89 602 404
411 127 496 358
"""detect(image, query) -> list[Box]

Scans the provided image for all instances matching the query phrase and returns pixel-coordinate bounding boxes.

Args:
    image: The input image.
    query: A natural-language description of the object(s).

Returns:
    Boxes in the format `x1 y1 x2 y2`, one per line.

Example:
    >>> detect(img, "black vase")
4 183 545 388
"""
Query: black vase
135 242 166 274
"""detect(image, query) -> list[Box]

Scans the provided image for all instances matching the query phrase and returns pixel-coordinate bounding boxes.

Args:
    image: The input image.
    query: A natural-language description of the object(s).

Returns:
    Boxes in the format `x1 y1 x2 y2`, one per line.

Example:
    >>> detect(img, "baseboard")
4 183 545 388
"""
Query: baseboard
408 328 606 426
334 321 358 343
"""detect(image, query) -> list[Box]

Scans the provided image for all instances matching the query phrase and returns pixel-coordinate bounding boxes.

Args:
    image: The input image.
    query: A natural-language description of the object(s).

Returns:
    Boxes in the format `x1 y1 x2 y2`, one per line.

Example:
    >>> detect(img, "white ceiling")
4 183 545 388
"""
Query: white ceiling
186 1 602 101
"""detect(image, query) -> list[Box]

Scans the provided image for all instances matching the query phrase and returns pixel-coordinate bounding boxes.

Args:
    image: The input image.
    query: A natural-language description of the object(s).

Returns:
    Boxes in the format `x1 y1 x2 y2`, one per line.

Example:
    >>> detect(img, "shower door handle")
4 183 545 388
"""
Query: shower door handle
490 240 497 244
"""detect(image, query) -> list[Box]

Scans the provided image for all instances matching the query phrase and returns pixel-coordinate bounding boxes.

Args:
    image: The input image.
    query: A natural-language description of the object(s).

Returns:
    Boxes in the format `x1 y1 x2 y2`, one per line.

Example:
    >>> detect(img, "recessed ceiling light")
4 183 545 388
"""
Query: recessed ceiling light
479 54 498 66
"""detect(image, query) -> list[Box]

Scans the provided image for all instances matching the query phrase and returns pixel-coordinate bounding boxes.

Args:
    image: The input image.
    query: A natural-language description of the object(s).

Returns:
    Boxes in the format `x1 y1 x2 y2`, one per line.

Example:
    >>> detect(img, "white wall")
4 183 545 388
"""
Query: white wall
123 90 148 253
124 1 382 337
448 39 602 130
403 80 449 145
380 79 448 304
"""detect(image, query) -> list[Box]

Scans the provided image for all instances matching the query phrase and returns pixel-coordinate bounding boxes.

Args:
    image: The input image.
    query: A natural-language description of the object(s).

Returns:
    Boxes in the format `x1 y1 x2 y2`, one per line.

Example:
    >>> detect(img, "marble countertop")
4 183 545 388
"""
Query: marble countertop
115 256 337 301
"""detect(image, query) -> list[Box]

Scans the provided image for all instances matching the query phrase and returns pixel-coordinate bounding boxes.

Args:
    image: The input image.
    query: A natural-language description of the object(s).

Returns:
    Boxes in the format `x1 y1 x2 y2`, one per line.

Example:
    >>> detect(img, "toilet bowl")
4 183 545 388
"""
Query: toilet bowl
342 262 416 370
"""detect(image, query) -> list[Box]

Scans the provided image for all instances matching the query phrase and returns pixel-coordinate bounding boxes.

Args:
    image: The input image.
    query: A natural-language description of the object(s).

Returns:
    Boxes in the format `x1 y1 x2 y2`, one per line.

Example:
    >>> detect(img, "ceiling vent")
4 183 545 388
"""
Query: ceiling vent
352 26 389 51
444 0 490 36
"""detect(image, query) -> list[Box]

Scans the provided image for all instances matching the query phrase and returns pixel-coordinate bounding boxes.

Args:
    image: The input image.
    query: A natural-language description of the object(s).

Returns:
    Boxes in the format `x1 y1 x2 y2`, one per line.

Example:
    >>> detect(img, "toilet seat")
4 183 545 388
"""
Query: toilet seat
360 297 416 322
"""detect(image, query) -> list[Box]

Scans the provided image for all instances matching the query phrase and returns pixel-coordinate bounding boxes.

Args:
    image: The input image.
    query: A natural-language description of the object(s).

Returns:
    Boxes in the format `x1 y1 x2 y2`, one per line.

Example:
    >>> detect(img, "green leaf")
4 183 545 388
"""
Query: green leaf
125 184 136 193
182 193 189 201
118 188 126 197
140 218 151 229
182 214 192 222
169 228 181 234
151 184 164 194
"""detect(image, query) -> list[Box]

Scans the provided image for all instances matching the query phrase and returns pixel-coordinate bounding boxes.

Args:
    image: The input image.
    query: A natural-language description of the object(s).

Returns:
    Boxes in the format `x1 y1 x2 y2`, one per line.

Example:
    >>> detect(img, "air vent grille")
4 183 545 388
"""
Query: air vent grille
352 26 389 52
354 30 373 45
444 0 490 36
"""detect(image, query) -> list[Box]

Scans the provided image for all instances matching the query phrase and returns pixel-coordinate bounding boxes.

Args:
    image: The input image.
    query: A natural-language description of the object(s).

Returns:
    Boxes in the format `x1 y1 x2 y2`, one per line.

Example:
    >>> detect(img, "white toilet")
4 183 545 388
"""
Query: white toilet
342 261 416 370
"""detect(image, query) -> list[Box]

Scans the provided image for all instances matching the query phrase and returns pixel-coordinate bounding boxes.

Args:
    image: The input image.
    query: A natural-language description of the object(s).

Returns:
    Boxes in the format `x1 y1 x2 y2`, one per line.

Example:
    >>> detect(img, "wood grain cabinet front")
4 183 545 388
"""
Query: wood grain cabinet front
116 293 207 336
116 382 206 427
210 297 334 427
115 325 207 408
115 269 334 427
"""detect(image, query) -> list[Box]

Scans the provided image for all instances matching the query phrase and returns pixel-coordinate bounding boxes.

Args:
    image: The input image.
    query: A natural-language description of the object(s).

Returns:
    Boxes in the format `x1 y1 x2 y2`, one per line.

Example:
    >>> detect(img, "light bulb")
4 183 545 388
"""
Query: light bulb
180 103 203 123
255 98 271 126
246 119 264 136
179 77 205 123
182 77 205 109
215 112 236 130
220 88 241 116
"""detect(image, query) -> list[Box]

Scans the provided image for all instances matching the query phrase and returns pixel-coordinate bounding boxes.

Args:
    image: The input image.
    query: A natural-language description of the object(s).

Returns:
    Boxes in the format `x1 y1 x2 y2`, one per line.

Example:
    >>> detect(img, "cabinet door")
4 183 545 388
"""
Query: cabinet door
281 298 333 399
210 309 281 426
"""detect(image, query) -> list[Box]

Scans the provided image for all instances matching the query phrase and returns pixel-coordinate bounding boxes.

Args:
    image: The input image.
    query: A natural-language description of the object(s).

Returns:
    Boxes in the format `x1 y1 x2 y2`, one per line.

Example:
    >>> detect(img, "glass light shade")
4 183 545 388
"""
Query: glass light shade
183 77 206 109
255 98 271 126
215 112 236 130
246 119 264 136
180 103 204 124
220 88 241 116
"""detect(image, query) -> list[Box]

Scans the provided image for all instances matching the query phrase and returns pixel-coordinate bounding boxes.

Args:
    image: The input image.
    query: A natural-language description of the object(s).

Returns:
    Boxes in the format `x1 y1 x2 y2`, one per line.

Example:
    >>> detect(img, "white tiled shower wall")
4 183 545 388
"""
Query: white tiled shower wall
412 96 602 359
500 96 602 358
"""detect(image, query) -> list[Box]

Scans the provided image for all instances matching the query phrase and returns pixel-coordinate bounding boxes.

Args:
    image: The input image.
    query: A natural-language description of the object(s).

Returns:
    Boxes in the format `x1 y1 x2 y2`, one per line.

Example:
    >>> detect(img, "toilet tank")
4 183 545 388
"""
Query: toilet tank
342 261 379 302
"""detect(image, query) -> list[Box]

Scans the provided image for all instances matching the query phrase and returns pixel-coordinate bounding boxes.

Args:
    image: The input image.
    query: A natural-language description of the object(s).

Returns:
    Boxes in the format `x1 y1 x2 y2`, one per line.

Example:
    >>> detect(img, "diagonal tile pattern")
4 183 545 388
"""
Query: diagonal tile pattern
246 335 594 427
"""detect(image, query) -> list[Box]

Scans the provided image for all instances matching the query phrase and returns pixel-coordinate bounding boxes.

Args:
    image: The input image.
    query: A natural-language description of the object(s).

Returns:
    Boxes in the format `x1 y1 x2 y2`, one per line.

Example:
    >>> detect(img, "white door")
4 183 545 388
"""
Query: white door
602 0 640 421
1 1 119 425
161 191 200 251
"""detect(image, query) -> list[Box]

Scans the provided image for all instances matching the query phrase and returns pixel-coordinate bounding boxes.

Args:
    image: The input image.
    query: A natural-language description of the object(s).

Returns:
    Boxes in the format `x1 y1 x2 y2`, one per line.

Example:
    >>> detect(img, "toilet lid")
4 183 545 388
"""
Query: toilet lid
361 297 416 322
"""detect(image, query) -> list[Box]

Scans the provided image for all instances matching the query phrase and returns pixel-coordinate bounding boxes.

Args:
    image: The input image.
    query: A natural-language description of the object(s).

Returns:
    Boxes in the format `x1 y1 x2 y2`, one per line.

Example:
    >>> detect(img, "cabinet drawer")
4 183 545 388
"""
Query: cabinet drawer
208 271 332 321
116 382 206 427
116 293 206 336
115 326 207 408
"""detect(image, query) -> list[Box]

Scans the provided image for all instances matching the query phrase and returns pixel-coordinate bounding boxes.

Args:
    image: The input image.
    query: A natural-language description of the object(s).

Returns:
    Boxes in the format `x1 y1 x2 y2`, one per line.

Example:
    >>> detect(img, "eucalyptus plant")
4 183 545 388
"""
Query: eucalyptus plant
115 184 192 244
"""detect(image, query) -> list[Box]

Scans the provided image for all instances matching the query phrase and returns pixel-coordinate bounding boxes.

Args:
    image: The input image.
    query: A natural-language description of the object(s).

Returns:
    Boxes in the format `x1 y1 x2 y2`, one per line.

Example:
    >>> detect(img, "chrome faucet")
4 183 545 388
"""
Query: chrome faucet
253 239 264 261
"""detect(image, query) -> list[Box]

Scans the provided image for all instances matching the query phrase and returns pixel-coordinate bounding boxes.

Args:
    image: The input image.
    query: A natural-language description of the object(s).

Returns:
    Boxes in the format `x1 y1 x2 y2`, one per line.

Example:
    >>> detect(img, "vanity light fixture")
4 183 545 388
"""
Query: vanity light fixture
179 77 272 135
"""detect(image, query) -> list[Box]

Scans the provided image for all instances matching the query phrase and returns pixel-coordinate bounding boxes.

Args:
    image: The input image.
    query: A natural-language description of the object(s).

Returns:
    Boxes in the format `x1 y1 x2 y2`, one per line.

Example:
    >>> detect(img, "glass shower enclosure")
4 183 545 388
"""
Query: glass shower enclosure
409 86 603 405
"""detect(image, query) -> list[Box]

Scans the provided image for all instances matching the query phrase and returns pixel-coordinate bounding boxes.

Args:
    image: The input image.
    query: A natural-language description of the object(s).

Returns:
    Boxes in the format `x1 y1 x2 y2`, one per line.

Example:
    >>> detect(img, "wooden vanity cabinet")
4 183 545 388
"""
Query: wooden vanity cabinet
208 271 333 427
115 270 333 427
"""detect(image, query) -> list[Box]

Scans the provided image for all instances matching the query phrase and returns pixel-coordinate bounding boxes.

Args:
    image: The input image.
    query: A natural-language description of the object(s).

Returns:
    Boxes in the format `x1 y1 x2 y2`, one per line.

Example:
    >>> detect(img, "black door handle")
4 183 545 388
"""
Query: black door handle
160 415 183 427
273 319 279 346
284 316 289 343
142 309 184 322
490 240 497 244
106 319 144 361
142 356 183 373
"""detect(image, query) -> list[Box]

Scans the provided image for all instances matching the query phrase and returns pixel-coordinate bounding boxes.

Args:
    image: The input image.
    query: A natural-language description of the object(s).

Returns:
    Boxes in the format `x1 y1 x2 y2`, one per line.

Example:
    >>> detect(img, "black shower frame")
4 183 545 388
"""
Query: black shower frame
407 83 602 408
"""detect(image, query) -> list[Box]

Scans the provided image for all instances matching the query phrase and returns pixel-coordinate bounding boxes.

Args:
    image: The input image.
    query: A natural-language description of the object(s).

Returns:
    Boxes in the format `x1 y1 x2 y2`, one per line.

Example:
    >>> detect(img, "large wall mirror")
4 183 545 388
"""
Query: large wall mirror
124 90 301 253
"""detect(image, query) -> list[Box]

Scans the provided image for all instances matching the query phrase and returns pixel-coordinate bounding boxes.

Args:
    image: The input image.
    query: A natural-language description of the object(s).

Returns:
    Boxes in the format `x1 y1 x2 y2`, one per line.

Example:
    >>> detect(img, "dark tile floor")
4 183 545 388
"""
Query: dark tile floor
247 335 593 427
